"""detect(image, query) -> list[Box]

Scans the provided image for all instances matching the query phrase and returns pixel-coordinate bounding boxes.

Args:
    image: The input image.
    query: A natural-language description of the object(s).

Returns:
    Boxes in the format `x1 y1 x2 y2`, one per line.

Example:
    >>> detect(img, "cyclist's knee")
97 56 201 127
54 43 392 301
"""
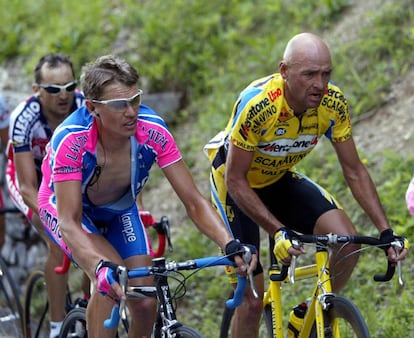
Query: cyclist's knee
314 209 357 235
128 297 157 318
241 291 263 312
48 242 64 256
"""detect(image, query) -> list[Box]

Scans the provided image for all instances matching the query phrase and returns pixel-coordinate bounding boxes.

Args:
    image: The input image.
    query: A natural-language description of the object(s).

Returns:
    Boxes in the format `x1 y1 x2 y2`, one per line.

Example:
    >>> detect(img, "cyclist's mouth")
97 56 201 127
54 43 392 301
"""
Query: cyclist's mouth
124 120 136 130
309 93 322 104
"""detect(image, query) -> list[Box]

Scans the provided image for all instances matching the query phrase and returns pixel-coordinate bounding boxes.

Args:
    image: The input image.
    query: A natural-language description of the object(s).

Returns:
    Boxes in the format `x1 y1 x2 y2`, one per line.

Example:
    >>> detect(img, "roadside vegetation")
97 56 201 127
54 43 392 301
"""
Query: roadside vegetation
2 0 414 336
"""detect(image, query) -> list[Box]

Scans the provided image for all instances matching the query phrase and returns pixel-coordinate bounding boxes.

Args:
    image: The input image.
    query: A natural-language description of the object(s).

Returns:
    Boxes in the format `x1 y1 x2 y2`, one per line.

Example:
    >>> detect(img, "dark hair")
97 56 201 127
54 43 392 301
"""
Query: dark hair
34 53 75 84
80 55 139 100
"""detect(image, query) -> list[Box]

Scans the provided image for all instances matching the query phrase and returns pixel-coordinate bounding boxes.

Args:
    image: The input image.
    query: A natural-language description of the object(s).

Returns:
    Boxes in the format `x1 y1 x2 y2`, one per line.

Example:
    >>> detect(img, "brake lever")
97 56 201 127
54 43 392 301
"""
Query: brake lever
160 216 173 252
288 239 301 284
242 246 258 299
391 240 404 286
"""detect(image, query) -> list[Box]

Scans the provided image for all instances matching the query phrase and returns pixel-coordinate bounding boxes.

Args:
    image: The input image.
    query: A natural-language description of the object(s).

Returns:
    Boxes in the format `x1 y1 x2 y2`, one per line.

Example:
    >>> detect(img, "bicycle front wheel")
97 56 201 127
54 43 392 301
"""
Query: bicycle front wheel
310 296 370 338
170 325 203 338
262 303 274 337
59 307 87 338
24 270 49 338
0 255 24 337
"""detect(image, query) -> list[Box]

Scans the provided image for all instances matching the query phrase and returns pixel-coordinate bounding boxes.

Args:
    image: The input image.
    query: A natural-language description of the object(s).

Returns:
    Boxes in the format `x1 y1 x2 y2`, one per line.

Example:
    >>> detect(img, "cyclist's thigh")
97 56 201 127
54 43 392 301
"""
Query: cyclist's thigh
314 209 357 235
256 170 339 234
225 194 263 276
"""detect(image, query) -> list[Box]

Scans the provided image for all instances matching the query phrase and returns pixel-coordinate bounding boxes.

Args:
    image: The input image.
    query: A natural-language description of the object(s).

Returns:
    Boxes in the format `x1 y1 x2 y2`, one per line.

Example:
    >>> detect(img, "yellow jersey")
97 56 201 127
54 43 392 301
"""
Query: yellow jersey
205 73 351 188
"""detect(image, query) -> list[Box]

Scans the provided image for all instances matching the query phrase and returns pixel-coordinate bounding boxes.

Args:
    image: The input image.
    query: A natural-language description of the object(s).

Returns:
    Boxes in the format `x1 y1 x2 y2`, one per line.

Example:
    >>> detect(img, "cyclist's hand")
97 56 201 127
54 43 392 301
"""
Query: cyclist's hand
225 239 258 275
380 229 409 263
95 260 126 302
273 228 304 266
139 210 156 227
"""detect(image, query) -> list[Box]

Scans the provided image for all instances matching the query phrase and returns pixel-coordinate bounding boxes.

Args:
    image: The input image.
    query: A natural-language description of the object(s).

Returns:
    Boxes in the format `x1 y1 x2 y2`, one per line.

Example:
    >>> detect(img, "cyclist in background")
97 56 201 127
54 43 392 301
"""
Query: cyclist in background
405 176 414 216
6 53 85 338
205 32 409 338
0 93 11 249
38 54 257 338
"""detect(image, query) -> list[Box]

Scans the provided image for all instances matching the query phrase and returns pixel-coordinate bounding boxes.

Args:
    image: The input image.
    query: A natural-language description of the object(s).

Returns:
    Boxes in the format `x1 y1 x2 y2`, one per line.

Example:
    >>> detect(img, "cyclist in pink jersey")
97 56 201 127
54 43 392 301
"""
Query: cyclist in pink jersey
38 55 257 338
6 53 85 338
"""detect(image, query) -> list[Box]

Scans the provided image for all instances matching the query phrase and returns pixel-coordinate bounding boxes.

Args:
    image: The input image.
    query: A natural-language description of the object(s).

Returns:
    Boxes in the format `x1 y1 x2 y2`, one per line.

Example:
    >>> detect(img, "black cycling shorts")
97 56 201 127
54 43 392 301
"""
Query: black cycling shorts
215 170 341 277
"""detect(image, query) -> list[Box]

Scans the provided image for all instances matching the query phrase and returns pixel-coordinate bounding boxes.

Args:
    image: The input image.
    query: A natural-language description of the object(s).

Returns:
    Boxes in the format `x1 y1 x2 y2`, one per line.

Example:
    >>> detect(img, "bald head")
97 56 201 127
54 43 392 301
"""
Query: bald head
282 33 331 66
279 33 333 114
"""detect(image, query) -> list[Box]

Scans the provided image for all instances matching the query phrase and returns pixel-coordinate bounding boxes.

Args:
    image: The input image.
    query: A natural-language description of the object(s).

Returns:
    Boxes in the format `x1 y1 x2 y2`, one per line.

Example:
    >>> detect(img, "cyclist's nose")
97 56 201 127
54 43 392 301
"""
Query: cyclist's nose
125 103 138 116
57 89 70 99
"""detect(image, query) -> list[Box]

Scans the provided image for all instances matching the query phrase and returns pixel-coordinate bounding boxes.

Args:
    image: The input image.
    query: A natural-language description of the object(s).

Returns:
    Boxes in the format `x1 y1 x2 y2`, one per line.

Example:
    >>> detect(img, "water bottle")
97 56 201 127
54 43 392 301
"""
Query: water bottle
287 302 307 338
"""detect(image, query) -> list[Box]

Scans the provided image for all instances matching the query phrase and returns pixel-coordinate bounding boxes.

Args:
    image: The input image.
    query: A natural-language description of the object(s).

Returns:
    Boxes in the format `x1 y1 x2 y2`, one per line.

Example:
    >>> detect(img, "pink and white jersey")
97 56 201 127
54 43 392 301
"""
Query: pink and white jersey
40 104 182 209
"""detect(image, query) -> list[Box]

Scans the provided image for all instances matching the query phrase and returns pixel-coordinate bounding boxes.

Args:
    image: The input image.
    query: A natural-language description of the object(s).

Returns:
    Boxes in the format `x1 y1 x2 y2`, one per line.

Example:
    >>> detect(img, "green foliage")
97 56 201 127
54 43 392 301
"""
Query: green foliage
2 0 414 335
0 0 125 78
331 0 414 116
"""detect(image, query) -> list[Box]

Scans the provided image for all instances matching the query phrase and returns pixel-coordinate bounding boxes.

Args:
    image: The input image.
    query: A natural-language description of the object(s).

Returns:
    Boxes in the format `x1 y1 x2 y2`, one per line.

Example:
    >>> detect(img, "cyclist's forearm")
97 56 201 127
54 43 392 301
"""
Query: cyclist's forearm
186 196 233 249
344 165 390 232
59 219 104 280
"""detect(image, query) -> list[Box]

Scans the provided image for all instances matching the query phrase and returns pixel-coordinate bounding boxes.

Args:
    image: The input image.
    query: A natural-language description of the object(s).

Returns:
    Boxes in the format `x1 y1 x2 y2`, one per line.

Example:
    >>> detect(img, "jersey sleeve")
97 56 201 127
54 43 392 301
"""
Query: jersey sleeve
137 106 182 168
322 84 352 143
227 87 266 152
49 128 85 182
9 99 35 152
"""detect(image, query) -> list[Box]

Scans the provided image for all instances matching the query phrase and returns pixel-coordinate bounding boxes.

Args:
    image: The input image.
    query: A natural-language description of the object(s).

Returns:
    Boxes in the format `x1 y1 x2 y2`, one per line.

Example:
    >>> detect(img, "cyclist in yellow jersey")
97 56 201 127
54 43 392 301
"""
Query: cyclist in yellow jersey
205 32 409 338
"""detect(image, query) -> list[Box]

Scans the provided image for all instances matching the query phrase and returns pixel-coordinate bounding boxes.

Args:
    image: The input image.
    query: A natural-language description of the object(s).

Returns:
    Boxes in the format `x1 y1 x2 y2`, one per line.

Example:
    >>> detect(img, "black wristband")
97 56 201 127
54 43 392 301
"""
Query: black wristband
95 259 105 275
95 259 119 275
225 239 243 262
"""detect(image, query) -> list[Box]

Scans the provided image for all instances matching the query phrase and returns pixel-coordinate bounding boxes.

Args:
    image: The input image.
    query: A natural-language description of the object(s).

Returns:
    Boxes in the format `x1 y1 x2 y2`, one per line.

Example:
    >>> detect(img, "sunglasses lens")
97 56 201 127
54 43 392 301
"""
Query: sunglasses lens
41 81 77 95
130 94 142 107
66 83 77 92
107 94 141 110
44 86 61 94
108 100 128 110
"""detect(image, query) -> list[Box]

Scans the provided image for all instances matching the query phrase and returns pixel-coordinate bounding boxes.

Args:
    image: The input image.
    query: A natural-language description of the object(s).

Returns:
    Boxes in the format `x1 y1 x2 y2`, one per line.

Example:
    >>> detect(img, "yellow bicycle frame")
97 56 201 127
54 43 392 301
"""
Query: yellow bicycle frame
263 250 341 337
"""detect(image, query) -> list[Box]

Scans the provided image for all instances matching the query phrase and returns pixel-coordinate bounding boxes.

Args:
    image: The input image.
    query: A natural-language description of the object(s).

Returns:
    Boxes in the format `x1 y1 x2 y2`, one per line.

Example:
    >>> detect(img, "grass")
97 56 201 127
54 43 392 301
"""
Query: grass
2 0 414 335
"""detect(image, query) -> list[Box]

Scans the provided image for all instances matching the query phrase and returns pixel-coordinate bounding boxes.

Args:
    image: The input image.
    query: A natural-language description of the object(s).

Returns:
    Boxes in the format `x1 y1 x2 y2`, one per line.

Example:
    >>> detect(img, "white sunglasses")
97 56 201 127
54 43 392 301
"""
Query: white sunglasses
91 90 143 110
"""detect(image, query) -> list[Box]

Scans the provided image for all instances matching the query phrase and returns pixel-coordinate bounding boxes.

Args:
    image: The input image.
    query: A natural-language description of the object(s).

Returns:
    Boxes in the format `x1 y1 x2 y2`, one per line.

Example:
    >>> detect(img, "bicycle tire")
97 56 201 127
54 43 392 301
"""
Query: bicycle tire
169 325 203 338
0 255 24 337
59 307 87 338
24 270 49 338
310 296 370 338
262 303 274 337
